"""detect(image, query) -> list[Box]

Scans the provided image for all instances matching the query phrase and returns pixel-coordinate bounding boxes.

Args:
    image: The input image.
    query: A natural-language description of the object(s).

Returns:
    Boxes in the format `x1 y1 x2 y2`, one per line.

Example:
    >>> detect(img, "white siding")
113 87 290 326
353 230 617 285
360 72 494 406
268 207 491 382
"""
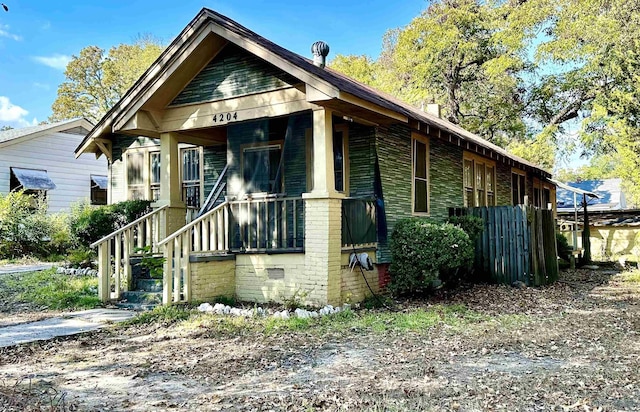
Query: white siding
0 131 108 213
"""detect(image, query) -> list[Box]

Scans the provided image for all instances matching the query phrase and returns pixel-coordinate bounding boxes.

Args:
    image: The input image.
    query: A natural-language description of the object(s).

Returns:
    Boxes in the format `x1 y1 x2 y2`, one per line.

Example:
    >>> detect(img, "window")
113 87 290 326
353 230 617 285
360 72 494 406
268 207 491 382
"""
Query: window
181 147 201 208
333 124 349 193
412 135 429 214
150 152 161 201
512 169 527 205
10 167 56 202
242 144 282 193
126 146 201 204
463 153 495 207
533 178 554 209
126 151 145 200
90 175 108 205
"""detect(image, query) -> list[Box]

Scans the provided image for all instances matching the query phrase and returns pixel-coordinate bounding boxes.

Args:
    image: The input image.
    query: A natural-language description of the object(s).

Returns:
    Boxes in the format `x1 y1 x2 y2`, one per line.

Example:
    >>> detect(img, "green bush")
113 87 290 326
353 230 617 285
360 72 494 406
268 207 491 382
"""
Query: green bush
69 200 152 247
446 215 484 243
556 232 572 262
0 191 53 259
389 218 474 295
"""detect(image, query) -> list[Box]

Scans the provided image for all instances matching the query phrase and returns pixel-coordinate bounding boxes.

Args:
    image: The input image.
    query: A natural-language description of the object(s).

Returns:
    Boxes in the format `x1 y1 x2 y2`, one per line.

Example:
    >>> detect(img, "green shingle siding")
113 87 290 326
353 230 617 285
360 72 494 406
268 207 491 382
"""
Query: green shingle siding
496 162 512 205
171 44 299 106
375 124 413 263
347 123 376 198
430 142 463 220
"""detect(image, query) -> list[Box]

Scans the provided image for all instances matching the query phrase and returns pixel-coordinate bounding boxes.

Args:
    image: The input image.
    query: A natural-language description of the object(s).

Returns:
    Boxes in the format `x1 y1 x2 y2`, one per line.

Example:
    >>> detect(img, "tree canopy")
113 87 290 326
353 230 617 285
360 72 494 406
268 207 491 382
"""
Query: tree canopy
329 0 640 193
50 37 164 124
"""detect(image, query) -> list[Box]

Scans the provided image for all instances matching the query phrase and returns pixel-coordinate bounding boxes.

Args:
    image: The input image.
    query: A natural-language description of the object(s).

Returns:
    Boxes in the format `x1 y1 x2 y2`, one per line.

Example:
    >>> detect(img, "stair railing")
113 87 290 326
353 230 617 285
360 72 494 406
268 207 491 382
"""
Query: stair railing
157 201 230 304
91 205 168 302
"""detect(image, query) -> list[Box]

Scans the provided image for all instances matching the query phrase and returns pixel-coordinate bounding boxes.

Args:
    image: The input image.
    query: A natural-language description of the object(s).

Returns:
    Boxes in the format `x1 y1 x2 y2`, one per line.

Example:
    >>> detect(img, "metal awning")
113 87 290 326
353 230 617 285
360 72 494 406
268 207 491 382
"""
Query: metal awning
10 167 56 190
91 175 108 190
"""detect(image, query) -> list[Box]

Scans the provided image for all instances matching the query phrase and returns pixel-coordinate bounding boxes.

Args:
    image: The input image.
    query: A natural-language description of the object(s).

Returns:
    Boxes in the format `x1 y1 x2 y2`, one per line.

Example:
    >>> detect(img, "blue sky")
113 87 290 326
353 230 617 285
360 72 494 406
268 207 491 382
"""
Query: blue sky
0 0 427 128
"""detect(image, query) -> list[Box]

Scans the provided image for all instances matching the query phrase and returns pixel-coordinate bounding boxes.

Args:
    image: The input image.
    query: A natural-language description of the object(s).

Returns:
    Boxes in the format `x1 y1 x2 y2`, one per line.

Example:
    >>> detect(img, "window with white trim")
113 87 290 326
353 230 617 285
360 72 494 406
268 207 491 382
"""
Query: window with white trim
512 168 527 205
150 151 161 201
181 147 202 208
412 135 429 214
463 153 495 207
126 151 145 200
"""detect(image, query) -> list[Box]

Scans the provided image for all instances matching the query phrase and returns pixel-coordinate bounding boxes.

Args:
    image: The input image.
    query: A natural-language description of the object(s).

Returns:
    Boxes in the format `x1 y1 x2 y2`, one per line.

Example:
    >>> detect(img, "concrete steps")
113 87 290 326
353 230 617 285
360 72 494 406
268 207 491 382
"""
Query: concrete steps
116 278 163 311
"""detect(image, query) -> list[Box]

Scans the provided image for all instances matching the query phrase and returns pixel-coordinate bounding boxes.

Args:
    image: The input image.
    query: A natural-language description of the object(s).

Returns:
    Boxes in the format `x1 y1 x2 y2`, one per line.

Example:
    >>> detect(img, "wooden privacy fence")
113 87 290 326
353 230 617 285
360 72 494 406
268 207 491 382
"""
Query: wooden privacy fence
450 205 558 286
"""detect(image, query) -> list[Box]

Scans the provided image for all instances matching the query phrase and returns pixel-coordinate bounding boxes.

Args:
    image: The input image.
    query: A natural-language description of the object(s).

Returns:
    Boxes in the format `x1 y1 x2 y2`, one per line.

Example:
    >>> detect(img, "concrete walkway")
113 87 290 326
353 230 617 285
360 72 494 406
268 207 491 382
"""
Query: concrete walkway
0 262 56 275
0 309 136 348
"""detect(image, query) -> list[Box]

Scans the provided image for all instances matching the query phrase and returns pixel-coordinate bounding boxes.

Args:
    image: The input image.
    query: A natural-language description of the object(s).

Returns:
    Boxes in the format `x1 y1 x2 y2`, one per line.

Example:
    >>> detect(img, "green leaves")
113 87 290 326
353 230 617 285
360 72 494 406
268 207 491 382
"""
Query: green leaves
50 38 164 123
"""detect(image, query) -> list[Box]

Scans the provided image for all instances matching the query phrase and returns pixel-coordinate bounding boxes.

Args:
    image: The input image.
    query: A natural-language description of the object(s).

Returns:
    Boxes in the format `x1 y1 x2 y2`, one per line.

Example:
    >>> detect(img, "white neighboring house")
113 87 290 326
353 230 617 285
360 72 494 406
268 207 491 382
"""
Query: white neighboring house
0 118 108 213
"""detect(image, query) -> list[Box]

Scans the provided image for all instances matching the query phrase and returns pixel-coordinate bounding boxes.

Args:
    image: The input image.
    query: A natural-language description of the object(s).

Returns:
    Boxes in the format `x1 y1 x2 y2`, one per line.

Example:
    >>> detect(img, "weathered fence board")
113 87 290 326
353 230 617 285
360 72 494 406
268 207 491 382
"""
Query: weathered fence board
450 205 558 286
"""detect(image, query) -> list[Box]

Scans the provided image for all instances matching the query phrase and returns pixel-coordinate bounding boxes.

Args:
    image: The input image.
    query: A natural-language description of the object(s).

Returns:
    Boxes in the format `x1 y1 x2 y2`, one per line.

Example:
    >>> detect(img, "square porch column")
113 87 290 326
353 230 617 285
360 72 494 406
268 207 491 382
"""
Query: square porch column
302 108 343 306
154 132 186 239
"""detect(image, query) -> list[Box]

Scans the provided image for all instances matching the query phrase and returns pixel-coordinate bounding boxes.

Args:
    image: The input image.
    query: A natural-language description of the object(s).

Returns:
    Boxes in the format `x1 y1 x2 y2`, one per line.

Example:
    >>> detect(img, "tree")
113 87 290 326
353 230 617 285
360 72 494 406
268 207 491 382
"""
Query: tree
50 37 164 123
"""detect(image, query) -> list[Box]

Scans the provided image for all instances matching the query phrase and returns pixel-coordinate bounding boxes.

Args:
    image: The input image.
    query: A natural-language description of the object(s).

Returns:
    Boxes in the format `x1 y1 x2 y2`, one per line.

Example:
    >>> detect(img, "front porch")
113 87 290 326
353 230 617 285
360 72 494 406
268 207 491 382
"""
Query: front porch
92 194 379 307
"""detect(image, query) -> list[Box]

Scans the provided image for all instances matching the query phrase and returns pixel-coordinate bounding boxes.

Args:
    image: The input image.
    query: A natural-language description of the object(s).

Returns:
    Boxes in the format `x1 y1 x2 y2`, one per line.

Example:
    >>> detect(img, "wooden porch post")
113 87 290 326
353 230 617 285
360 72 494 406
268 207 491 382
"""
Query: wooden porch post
302 108 344 306
155 132 186 240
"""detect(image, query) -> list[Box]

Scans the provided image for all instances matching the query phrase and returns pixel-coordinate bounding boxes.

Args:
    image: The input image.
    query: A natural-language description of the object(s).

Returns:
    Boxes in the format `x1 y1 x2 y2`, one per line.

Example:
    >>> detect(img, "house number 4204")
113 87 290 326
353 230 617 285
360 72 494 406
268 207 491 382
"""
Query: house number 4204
212 112 238 123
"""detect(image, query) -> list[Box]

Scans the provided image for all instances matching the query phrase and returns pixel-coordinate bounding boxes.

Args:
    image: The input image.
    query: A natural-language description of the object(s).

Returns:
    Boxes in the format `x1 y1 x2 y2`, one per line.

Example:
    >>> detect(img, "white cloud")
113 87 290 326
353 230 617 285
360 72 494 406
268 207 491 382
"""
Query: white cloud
0 24 21 41
0 96 37 127
33 82 50 90
32 54 71 71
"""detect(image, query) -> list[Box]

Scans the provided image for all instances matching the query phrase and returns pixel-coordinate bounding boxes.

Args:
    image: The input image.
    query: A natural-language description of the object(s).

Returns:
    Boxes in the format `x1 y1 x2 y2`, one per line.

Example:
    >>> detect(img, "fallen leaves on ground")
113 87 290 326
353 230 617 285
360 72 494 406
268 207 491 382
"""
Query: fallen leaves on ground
0 266 639 411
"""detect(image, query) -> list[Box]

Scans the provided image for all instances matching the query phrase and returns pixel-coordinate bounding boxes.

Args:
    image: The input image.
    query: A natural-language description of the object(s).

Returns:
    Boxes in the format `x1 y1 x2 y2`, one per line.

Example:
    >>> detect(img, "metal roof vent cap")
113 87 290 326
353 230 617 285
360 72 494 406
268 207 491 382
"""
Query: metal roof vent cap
311 41 330 68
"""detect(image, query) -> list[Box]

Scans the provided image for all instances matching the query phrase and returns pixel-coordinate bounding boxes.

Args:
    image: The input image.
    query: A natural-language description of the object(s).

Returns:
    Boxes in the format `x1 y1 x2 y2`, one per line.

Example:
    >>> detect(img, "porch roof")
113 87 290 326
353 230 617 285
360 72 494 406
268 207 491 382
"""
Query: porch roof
75 8 550 178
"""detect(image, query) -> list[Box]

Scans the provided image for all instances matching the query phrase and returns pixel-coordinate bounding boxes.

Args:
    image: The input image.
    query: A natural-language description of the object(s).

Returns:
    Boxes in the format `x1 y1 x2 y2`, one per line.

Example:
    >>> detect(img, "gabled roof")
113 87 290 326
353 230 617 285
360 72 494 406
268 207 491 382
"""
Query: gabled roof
1 118 93 147
76 8 550 177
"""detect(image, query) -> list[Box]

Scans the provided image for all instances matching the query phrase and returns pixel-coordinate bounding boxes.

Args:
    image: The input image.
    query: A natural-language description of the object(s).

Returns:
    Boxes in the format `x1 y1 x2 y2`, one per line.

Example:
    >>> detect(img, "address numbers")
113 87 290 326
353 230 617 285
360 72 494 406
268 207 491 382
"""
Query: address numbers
212 112 238 123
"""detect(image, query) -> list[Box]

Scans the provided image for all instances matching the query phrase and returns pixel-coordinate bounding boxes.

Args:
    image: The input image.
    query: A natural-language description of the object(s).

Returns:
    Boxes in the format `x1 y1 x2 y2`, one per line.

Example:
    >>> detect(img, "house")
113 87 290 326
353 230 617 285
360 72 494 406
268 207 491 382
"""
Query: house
557 178 629 212
556 178 640 263
76 8 556 306
0 118 107 212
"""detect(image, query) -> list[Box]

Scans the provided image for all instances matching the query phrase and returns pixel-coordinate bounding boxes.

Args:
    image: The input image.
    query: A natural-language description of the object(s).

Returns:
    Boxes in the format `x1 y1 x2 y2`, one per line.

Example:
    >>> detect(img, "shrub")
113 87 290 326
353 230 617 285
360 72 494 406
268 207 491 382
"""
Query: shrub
556 232 572 262
69 200 153 248
389 218 474 295
447 215 484 243
0 191 53 259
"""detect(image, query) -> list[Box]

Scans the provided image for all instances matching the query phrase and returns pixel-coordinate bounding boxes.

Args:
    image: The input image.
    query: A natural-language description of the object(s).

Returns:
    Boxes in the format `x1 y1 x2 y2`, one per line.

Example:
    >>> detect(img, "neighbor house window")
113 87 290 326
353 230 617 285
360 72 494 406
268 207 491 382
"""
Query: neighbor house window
242 144 283 193
412 134 429 214
333 124 349 193
512 169 527 205
90 175 108 205
463 153 495 207
9 167 56 203
181 147 202 208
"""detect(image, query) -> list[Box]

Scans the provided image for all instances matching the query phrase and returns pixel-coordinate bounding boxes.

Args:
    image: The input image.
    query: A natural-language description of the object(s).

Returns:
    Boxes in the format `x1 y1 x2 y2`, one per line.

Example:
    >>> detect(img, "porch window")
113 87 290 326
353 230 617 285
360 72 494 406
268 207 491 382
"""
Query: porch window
333 125 349 193
512 169 527 205
412 135 429 214
181 147 202 208
463 153 495 207
126 152 145 200
243 144 282 193
150 151 161 201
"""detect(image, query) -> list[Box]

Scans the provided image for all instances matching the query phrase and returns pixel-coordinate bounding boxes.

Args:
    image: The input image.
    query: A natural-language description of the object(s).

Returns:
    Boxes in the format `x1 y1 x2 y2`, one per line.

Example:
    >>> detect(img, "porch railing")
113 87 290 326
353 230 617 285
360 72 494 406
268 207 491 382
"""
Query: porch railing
342 197 377 249
228 196 304 252
91 205 168 302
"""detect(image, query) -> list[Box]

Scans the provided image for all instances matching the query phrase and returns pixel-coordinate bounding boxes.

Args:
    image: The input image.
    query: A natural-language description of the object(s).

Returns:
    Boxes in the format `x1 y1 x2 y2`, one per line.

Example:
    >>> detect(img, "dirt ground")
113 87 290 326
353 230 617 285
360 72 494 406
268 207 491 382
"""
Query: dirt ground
1 266 639 411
